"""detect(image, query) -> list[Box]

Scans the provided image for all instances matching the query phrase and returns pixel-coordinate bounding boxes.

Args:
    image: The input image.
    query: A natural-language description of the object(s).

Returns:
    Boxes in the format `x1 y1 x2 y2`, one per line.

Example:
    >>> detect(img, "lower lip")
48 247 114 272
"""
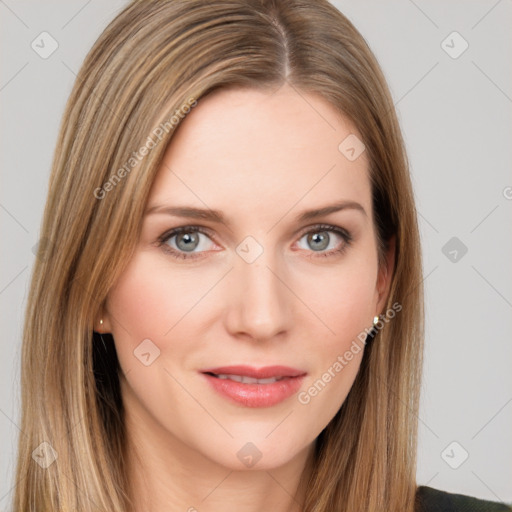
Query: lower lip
201 373 305 408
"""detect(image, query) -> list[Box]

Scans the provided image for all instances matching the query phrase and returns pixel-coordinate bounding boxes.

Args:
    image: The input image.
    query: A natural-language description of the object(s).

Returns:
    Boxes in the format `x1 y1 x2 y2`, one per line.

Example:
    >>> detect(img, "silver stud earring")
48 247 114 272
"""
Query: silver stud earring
373 315 380 326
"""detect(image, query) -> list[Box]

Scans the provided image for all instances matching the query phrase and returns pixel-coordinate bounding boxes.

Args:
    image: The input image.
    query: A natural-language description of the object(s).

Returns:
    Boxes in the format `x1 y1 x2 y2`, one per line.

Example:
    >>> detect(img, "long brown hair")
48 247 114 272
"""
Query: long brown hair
13 1 423 510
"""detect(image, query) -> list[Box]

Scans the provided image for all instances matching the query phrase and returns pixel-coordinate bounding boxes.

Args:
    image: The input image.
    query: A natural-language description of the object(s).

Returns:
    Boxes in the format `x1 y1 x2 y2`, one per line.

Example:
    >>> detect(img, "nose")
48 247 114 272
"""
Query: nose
223 250 293 342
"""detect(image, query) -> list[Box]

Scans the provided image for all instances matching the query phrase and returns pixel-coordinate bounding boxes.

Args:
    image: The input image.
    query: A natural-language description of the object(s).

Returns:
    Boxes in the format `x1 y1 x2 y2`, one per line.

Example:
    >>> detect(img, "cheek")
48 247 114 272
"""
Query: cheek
297 255 378 348
104 252 219 437
105 252 213 369
327 271 374 322
292 255 377 418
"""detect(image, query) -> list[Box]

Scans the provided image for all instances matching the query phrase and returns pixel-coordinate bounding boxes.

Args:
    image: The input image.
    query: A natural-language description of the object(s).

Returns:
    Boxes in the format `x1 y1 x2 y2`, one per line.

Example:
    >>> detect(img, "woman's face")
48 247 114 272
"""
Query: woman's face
102 84 393 471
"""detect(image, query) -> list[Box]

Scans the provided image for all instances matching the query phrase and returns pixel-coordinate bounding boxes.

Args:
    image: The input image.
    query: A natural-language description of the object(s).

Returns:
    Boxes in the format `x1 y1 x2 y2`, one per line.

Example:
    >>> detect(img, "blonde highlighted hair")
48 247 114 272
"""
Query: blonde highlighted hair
14 1 423 510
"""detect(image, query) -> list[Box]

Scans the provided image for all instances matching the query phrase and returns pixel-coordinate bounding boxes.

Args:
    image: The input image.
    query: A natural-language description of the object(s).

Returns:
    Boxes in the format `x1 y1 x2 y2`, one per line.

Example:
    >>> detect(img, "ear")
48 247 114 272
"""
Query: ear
94 304 113 334
375 234 396 314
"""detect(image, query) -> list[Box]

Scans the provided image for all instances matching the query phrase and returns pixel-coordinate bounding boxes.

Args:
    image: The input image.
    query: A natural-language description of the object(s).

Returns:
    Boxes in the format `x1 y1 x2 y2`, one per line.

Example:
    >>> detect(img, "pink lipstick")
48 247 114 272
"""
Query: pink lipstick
200 365 306 408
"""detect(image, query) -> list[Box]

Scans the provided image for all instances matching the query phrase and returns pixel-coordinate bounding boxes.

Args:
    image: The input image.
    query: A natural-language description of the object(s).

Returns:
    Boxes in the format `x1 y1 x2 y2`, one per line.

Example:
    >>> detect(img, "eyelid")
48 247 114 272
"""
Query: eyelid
295 222 350 239
156 225 217 245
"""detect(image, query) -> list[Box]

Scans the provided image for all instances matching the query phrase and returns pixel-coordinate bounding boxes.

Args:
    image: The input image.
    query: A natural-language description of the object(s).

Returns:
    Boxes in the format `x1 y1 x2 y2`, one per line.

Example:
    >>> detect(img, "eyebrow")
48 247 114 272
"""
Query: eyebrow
144 200 366 224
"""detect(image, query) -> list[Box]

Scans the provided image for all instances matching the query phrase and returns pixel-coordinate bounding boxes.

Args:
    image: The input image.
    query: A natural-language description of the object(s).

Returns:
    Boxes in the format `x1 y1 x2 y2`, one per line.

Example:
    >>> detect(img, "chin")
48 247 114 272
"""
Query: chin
197 431 310 472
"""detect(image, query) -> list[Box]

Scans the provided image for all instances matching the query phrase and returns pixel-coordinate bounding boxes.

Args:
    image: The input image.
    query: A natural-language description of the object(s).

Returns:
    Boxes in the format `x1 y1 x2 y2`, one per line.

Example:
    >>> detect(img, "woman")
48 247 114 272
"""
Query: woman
13 1 510 511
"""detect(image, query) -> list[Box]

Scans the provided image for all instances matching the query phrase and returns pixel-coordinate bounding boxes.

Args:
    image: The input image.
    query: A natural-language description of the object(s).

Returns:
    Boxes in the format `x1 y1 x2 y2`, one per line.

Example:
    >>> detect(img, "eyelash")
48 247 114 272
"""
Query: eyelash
156 223 353 261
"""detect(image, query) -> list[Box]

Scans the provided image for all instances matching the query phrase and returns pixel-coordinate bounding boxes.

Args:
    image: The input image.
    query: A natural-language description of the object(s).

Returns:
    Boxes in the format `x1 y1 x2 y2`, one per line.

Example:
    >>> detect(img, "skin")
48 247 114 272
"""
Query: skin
96 83 395 512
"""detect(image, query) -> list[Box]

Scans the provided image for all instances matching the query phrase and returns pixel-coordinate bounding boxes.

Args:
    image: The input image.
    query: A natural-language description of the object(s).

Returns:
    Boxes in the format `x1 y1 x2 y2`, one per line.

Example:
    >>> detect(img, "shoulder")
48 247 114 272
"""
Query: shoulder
415 486 512 512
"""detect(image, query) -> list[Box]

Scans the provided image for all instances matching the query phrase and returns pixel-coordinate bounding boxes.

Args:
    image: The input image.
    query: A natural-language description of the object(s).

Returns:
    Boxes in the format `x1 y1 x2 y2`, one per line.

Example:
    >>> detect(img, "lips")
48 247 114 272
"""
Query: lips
199 365 307 408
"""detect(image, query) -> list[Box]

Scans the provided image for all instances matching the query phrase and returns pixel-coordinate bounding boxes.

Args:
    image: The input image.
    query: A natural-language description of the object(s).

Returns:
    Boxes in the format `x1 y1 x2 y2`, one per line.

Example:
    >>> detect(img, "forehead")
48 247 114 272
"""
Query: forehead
147 85 371 226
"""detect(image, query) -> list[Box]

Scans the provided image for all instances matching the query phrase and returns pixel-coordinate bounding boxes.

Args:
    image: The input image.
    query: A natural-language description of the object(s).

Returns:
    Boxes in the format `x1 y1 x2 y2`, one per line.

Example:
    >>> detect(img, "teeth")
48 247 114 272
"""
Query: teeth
215 374 284 384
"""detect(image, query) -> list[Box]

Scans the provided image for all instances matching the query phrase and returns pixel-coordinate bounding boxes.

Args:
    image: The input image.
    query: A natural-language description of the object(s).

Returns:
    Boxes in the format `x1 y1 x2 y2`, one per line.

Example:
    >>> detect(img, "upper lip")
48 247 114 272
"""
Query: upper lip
200 365 306 379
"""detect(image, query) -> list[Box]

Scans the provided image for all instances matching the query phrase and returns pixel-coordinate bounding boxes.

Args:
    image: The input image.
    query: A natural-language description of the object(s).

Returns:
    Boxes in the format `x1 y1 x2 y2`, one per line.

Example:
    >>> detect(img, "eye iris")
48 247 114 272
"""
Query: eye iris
176 232 199 251
307 231 329 251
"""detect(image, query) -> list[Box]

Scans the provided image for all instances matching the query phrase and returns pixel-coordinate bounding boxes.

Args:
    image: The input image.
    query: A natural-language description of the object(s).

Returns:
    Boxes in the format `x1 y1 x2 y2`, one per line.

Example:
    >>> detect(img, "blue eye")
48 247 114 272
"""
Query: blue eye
296 224 352 257
158 226 216 260
173 231 201 252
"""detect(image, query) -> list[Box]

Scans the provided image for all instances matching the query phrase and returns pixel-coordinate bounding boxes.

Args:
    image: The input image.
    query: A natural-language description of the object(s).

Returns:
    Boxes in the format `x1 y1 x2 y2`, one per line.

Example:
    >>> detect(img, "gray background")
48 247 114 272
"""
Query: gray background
1 0 511 509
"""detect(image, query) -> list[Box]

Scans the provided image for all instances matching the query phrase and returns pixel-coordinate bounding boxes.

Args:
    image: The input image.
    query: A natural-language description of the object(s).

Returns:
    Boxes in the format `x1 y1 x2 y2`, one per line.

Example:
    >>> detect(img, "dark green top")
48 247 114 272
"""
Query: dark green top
416 486 512 511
